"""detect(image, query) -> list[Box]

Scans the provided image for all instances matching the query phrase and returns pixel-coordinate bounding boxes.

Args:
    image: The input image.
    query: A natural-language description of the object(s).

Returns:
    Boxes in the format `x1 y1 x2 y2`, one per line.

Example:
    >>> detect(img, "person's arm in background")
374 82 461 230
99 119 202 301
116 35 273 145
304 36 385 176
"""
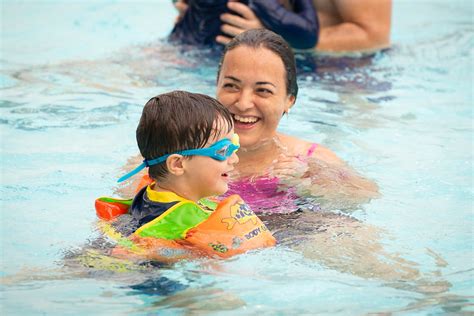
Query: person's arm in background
218 0 391 52
173 0 188 23
316 0 392 52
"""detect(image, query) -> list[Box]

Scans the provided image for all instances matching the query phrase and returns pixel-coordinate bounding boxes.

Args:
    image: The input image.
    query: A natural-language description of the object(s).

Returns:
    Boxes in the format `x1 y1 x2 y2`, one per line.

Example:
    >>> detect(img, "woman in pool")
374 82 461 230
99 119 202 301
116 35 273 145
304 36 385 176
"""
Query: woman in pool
211 32 437 283
216 28 379 213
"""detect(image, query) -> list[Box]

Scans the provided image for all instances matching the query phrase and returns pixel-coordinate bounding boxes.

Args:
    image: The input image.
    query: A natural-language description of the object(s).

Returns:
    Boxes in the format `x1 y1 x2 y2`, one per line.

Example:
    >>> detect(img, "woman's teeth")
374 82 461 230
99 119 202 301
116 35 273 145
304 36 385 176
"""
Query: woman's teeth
233 114 258 123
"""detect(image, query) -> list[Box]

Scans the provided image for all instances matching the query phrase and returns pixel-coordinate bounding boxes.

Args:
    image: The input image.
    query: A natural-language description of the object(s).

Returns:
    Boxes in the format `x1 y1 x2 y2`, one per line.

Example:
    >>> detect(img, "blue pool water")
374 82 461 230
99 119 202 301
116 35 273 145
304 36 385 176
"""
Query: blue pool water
1 0 473 315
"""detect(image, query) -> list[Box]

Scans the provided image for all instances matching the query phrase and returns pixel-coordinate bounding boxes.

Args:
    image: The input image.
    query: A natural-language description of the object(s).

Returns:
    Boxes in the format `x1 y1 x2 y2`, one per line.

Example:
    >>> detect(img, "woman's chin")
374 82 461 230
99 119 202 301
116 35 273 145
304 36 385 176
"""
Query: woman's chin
233 132 259 150
238 136 275 153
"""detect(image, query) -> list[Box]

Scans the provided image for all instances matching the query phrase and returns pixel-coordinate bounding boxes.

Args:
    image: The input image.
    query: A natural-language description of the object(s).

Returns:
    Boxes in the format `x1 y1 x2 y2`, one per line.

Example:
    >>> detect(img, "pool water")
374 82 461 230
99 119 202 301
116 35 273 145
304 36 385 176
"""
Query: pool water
1 0 473 315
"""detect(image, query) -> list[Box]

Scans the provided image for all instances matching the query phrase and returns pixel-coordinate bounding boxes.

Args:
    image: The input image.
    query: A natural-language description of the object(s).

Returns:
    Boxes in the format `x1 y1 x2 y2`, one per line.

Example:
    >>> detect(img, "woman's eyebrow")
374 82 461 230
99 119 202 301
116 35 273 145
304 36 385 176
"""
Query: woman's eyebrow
256 81 277 88
224 76 276 88
224 76 241 82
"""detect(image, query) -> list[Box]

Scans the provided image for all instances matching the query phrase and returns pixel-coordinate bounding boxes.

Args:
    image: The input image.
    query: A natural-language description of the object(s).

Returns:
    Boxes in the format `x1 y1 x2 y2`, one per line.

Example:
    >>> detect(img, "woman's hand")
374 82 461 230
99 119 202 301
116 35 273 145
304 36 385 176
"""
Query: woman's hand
269 152 380 210
216 0 264 45
306 158 380 210
268 154 312 189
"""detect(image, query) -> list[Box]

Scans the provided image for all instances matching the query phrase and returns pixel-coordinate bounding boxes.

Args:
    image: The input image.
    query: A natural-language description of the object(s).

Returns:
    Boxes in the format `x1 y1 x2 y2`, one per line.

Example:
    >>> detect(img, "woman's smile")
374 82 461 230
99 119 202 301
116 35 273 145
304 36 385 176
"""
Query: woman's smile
232 114 260 130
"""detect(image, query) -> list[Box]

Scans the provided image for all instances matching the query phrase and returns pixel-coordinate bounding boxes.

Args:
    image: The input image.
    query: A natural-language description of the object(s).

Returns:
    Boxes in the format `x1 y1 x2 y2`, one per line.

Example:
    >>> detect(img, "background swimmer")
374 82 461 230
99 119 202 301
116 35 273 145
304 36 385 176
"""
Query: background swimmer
175 0 392 52
171 0 318 49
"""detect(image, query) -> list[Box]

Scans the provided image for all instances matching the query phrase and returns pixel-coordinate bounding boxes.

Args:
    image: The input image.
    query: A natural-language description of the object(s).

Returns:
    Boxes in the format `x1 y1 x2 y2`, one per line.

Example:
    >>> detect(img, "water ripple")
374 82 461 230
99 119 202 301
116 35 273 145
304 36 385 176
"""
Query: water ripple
1 101 140 130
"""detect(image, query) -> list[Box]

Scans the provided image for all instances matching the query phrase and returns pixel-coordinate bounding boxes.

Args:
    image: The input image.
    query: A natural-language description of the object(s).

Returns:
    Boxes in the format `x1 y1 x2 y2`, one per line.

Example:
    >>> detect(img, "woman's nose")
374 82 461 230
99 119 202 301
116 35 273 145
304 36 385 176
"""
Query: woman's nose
234 90 254 111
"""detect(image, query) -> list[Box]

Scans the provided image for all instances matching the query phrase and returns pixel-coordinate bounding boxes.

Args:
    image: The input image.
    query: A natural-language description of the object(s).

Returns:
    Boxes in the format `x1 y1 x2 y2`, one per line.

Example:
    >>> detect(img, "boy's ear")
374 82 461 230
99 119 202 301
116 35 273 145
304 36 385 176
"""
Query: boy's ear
166 154 185 176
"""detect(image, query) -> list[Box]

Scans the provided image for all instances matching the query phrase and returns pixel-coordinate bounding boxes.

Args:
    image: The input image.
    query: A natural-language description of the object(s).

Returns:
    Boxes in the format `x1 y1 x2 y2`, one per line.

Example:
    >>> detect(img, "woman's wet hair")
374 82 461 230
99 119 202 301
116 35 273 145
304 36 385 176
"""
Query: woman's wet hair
136 90 233 180
217 28 298 99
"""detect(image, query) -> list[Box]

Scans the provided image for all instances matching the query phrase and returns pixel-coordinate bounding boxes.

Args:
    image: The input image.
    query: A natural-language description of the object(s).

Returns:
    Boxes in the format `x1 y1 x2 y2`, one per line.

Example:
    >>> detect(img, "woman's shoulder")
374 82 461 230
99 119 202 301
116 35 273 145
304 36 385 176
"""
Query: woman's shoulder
313 144 345 165
278 133 344 165
278 133 310 149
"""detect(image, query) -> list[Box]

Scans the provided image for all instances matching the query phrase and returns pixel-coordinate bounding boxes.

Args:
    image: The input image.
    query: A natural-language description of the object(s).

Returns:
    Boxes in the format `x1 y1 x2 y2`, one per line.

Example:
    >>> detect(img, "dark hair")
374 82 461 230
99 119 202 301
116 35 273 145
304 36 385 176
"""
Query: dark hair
217 29 298 99
136 90 234 180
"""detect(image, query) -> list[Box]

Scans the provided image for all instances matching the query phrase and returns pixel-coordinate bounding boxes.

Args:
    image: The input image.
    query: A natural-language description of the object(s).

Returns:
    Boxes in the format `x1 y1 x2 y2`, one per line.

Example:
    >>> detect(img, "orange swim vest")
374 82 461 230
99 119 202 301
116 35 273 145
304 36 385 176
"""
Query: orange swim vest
95 194 276 262
135 174 153 194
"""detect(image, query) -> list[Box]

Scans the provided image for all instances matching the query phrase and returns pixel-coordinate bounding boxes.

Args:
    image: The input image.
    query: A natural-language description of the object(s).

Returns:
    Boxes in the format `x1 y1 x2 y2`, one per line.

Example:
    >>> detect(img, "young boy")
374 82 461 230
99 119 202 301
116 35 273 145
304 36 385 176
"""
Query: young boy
97 91 275 259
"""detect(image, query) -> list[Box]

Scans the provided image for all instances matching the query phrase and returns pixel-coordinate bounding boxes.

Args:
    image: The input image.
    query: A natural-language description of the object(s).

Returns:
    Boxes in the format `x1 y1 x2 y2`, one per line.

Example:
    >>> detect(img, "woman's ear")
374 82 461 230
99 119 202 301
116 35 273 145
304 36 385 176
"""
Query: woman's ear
285 95 296 114
166 154 185 176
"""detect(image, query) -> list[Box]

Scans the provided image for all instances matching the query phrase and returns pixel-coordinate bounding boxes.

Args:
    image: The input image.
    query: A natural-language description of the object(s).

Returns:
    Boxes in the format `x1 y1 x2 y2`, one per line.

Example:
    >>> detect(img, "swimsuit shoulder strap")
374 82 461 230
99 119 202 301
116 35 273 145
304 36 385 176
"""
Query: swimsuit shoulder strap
306 143 318 157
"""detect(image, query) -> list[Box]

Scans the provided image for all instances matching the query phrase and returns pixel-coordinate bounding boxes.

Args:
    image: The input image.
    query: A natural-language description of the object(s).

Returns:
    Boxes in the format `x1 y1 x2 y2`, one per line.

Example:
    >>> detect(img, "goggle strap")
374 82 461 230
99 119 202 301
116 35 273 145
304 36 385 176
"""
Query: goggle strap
178 149 208 157
117 154 170 183
117 162 146 183
117 135 239 182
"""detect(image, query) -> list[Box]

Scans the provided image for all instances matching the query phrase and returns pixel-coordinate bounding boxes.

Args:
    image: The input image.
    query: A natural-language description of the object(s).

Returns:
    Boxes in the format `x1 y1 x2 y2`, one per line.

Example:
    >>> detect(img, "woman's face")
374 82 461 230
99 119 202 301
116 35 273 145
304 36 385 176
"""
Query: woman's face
216 46 295 149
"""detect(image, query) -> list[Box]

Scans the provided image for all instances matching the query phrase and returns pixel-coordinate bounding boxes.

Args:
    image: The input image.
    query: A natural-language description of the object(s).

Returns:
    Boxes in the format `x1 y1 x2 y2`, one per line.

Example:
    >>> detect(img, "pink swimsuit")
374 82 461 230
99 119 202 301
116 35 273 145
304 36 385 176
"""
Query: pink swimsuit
227 144 317 214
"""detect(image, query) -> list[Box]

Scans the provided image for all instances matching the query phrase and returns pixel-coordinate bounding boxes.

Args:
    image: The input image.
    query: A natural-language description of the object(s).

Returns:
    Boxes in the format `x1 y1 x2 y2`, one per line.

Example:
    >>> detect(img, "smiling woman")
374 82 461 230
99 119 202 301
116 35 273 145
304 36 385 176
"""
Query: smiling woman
214 29 378 213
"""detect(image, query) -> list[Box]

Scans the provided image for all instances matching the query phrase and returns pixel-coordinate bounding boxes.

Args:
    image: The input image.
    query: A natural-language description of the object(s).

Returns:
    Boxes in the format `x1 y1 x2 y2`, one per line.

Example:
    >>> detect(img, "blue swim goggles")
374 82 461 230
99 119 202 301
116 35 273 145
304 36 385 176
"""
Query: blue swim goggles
118 134 240 182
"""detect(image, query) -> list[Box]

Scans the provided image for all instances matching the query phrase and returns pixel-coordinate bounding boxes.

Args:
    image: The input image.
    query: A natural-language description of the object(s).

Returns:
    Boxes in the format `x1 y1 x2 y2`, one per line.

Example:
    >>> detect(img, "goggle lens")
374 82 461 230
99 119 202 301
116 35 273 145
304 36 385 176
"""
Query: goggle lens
214 134 239 159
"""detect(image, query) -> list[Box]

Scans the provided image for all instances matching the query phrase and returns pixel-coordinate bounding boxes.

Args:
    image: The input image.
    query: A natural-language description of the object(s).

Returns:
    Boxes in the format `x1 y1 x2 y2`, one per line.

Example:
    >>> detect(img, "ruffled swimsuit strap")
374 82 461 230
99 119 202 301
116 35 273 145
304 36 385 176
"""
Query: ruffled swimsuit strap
306 143 318 157
296 143 317 162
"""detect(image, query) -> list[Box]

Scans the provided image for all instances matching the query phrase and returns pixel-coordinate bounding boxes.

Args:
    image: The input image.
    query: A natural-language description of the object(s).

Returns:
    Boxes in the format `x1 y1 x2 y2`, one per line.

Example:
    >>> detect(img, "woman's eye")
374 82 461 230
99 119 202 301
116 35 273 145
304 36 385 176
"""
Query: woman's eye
223 83 238 90
257 88 273 96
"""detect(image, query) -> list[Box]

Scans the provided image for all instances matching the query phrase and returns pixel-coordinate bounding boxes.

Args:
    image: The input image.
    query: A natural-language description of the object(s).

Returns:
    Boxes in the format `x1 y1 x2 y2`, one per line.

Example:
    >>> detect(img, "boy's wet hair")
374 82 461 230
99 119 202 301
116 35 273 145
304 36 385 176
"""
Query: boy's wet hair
217 28 298 99
136 90 234 180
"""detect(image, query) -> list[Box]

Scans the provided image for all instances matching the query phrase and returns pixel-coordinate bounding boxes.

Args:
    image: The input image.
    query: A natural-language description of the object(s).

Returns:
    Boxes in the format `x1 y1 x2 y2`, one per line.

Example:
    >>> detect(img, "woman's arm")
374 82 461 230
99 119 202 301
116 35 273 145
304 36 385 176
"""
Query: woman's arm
305 157 380 210
271 135 379 210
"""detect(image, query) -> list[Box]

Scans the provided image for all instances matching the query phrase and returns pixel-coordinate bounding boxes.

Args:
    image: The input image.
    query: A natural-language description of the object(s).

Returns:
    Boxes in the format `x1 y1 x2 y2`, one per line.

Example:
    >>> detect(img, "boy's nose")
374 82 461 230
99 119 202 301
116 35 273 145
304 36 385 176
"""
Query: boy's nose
229 151 239 164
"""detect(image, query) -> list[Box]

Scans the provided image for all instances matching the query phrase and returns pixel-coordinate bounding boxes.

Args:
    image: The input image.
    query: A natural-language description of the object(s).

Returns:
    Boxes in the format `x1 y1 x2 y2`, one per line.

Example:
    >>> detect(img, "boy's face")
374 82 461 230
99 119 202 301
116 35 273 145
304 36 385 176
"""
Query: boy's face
181 127 239 201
